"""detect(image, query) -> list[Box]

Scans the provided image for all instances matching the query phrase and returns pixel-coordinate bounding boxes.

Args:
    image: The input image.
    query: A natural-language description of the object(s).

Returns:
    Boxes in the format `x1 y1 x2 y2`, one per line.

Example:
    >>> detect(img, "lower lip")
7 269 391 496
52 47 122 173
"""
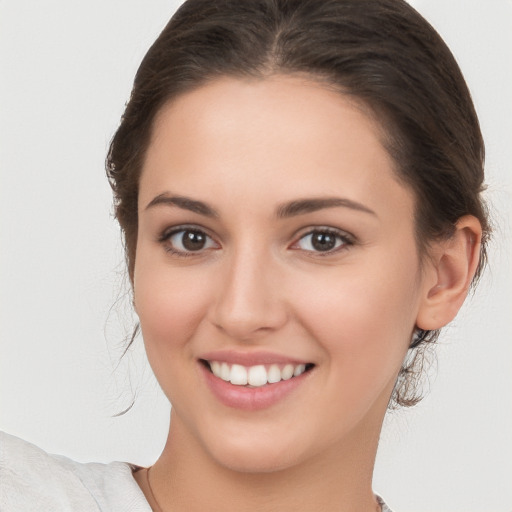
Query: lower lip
200 363 311 411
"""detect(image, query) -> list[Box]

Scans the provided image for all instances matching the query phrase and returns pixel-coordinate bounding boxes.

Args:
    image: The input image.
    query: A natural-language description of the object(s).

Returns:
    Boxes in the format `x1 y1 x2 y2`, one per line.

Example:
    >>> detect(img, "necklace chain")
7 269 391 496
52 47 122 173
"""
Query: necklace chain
144 465 382 512
146 466 165 512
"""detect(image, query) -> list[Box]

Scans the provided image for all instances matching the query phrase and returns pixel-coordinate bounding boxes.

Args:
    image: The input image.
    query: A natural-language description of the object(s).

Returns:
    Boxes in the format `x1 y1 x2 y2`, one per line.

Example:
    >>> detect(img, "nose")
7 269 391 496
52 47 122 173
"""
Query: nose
208 247 288 341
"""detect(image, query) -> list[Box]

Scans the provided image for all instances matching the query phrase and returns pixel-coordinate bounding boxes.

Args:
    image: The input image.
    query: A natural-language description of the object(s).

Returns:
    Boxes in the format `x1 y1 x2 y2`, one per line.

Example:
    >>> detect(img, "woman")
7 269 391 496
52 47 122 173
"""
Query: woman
1 0 508 511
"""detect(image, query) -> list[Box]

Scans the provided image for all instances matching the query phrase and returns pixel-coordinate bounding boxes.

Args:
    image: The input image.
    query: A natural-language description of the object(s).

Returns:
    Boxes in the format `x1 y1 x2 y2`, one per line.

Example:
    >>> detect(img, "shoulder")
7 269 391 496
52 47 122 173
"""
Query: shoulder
0 431 151 512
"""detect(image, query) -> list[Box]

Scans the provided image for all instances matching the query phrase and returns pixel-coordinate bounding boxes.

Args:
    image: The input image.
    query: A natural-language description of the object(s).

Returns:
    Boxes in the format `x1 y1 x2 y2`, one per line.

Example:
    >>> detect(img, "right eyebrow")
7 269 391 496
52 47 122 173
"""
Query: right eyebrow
144 193 219 218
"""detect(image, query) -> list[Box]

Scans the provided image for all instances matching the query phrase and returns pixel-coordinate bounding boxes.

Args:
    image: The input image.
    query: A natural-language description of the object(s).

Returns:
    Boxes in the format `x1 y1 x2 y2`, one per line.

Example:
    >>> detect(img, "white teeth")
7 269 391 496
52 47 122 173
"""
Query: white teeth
248 365 267 387
210 361 221 376
230 364 248 385
294 364 306 377
208 361 310 387
220 362 230 381
267 364 281 384
281 364 294 380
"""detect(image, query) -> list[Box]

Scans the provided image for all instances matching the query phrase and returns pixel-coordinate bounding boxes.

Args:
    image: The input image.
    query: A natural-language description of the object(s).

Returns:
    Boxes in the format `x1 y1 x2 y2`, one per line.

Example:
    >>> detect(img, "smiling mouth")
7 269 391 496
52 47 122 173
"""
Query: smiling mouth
200 360 315 388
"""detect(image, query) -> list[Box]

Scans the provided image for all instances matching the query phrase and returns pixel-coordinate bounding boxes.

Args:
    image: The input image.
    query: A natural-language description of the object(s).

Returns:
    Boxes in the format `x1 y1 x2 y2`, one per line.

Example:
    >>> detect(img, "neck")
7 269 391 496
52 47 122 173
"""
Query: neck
146 409 383 512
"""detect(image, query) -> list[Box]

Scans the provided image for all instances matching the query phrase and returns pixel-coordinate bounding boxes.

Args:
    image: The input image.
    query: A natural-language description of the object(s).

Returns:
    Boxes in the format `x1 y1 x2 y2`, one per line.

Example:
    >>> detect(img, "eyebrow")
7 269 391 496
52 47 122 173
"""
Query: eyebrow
145 193 219 217
145 193 376 218
276 197 377 218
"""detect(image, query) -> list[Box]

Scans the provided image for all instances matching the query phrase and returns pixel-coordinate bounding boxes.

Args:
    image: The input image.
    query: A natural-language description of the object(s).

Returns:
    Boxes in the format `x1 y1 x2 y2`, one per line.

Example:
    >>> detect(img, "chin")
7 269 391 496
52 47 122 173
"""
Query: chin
202 429 309 474
212 448 301 474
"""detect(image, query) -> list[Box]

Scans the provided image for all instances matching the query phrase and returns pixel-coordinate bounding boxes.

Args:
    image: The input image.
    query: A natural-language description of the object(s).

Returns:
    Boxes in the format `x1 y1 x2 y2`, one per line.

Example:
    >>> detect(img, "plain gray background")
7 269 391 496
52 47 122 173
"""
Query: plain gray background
1 1 511 511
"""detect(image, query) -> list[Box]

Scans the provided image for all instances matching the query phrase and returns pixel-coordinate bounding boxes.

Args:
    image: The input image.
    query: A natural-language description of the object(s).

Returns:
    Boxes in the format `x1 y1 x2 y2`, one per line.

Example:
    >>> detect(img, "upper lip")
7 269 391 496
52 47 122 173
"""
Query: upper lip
198 350 312 366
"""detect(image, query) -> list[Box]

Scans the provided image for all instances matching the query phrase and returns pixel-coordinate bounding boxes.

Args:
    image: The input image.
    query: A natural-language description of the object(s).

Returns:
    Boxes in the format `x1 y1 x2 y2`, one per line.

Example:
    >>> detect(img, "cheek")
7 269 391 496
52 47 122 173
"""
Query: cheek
291 254 420 387
134 259 213 356
298 263 417 332
133 257 220 410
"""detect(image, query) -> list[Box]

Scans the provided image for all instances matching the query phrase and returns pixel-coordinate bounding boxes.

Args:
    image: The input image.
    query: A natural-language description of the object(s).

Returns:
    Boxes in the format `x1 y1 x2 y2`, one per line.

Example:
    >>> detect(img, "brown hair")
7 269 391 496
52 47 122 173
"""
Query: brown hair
106 0 490 407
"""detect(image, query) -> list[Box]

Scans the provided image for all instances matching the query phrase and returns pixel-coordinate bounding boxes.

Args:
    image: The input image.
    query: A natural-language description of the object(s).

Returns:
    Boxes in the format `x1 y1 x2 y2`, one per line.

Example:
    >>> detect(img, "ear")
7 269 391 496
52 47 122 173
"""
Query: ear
416 215 482 330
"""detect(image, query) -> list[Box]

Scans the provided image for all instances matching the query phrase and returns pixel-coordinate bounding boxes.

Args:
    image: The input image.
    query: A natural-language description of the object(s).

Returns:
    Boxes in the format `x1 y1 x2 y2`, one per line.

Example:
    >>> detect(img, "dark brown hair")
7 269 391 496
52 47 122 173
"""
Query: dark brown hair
106 0 490 407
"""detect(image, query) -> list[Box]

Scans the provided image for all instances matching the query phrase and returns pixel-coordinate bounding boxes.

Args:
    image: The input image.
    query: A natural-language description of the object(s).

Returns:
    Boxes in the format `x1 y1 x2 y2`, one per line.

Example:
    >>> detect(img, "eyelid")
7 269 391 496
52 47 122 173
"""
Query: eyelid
289 226 355 254
158 223 215 241
157 224 355 257
158 224 220 256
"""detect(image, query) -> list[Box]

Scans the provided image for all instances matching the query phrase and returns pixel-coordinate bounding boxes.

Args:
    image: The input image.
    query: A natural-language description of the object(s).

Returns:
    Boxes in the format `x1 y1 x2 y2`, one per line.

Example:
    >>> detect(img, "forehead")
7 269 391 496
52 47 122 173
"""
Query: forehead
140 75 414 221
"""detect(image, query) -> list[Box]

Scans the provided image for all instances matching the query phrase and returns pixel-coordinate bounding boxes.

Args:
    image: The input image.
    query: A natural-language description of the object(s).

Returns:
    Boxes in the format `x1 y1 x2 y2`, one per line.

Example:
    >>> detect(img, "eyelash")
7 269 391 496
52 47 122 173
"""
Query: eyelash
158 225 218 258
158 226 354 258
290 227 354 256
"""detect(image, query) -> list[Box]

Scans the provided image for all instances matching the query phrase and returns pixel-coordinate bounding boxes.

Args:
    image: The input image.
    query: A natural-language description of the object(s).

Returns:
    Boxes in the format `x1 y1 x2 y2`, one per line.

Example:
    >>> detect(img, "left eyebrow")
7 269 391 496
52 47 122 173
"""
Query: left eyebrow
145 193 219 218
276 197 377 218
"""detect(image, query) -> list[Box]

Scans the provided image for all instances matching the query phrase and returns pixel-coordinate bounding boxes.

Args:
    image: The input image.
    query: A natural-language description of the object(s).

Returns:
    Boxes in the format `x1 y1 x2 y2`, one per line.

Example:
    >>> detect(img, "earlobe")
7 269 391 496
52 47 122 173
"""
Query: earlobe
416 215 482 331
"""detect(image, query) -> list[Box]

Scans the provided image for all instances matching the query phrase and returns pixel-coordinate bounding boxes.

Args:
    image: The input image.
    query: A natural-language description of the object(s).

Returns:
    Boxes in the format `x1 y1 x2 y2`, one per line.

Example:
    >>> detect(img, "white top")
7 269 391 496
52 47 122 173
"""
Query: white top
0 431 392 511
0 431 151 511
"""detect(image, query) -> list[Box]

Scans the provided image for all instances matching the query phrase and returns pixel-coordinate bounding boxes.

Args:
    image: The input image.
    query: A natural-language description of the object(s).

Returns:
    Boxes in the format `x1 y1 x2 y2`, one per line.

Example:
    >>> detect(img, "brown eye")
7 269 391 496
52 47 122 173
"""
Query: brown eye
294 229 350 253
181 230 207 251
166 228 217 254
311 232 337 251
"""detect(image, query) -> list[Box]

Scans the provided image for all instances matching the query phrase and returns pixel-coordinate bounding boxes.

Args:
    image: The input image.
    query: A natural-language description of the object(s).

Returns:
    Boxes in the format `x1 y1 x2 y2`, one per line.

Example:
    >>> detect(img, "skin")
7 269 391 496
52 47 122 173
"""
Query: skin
132 75 482 512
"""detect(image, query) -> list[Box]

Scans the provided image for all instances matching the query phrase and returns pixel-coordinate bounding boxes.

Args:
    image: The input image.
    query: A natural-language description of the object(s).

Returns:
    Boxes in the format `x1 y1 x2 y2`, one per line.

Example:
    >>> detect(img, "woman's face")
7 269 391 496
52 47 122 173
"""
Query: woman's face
134 75 430 472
